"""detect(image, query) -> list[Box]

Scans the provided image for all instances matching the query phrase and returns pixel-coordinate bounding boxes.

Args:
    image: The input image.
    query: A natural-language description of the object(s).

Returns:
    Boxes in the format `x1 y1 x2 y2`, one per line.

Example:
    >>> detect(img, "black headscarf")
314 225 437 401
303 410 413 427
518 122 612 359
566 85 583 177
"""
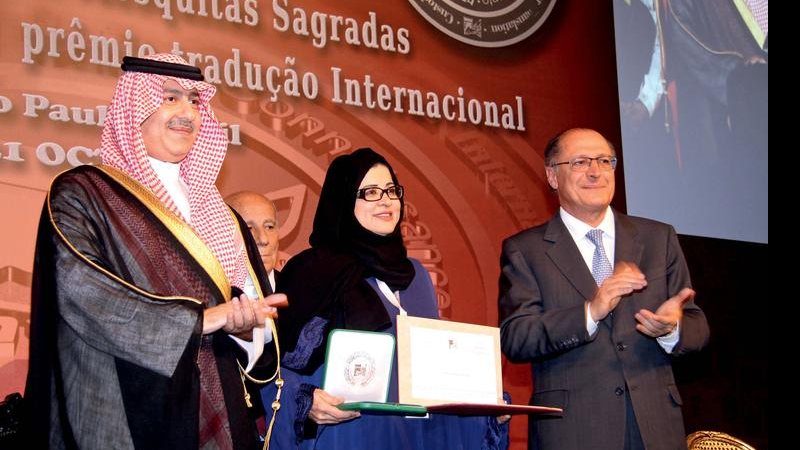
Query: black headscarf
277 148 415 372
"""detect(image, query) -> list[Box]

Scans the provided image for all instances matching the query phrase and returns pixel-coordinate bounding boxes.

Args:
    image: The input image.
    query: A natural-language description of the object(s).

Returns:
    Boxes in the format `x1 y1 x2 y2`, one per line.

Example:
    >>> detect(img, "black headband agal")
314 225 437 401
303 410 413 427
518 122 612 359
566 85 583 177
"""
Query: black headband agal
121 56 204 81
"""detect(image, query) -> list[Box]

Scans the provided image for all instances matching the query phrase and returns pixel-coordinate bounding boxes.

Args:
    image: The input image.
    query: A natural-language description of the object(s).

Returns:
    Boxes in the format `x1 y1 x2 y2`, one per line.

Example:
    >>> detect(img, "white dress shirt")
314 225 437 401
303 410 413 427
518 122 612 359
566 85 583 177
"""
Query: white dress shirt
559 207 679 352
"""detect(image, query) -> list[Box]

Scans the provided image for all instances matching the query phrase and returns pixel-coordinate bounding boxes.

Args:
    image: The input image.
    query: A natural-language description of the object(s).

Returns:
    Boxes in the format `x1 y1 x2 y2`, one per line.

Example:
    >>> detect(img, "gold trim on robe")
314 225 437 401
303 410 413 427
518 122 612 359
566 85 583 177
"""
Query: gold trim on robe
47 164 230 303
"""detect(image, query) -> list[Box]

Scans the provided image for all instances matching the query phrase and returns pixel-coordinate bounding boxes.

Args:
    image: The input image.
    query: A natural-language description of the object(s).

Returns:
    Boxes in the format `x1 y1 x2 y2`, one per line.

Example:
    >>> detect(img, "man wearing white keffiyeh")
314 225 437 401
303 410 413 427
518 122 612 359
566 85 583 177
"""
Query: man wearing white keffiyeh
24 53 286 450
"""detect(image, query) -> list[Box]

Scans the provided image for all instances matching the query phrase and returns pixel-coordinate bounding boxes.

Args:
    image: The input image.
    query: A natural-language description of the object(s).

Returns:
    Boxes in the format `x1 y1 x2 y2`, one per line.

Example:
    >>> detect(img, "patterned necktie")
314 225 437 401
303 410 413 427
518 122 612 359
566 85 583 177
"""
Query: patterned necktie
586 229 613 286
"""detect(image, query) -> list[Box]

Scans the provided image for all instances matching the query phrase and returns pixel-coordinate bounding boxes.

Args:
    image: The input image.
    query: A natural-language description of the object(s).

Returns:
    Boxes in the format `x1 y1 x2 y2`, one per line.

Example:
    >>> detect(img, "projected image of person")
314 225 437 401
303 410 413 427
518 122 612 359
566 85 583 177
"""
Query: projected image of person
661 0 768 160
261 147 508 450
617 0 768 163
613 0 768 243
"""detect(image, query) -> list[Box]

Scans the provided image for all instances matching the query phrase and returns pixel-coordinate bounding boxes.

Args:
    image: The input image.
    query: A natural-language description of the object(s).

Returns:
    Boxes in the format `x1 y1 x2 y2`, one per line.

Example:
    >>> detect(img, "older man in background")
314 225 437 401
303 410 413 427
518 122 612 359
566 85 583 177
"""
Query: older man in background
226 191 281 292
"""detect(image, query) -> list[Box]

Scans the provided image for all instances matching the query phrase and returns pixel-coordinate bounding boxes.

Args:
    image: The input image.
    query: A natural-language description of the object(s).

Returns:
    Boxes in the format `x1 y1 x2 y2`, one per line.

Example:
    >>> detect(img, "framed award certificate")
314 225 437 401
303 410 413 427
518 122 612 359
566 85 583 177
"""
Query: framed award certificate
396 315 503 406
326 320 563 417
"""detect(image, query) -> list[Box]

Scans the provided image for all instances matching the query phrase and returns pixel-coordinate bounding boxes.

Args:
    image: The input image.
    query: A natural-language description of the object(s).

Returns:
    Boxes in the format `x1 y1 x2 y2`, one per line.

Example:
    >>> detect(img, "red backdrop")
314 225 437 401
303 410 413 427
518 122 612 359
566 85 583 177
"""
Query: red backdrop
0 2 623 447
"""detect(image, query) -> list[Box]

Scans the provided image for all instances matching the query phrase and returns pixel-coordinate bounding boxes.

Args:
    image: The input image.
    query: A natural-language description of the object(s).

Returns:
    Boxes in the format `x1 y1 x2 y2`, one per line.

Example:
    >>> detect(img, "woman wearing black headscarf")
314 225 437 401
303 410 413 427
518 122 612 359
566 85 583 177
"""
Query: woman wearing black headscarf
261 148 507 450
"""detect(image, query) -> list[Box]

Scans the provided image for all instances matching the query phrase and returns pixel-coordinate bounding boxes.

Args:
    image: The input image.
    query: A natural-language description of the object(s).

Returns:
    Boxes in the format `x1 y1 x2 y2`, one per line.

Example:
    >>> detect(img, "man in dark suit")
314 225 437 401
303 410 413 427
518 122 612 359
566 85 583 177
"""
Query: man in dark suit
499 128 709 450
226 190 282 437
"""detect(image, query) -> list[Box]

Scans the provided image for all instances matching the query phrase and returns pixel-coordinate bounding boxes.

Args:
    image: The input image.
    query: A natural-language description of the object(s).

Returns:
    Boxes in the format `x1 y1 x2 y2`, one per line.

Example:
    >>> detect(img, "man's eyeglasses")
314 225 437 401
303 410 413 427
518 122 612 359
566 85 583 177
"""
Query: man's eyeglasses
356 185 405 202
550 156 618 172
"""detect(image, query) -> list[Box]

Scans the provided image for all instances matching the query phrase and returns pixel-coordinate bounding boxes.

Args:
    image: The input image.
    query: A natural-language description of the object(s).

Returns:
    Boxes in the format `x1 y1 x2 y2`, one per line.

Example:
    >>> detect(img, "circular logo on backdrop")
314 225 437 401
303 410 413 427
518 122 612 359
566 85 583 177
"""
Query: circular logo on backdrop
408 0 558 48
344 351 377 387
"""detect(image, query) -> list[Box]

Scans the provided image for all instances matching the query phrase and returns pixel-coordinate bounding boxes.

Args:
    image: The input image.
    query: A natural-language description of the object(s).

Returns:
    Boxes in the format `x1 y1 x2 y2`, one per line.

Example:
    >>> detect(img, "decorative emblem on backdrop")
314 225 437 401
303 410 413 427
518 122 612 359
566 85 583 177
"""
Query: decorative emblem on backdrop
408 0 557 48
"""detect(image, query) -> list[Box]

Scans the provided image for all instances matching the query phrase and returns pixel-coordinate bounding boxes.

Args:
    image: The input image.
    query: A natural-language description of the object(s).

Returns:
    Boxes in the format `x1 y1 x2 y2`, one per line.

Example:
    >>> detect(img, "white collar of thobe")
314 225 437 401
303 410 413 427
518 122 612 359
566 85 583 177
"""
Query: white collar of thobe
148 156 191 223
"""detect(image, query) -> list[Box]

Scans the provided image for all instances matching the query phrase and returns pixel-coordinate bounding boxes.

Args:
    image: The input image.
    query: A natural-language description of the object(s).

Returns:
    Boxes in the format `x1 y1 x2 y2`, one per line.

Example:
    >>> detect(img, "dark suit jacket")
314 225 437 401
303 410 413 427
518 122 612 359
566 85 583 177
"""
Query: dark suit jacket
499 210 709 450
